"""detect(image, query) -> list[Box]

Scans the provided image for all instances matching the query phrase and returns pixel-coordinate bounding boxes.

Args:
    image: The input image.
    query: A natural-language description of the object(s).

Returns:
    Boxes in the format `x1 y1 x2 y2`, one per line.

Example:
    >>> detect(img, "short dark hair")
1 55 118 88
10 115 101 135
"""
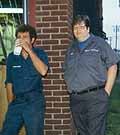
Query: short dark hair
72 15 91 29
15 24 37 41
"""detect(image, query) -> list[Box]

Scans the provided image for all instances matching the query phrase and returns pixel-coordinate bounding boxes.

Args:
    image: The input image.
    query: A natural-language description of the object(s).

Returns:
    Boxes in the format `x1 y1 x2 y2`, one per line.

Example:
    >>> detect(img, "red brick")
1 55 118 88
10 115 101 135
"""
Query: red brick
53 79 65 84
45 120 62 124
63 130 72 134
42 5 58 10
54 125 70 130
59 5 68 9
54 114 71 119
51 11 68 16
43 80 51 84
52 45 68 50
46 96 61 101
52 57 64 62
36 22 50 27
42 16 58 22
42 40 58 45
36 0 49 5
46 102 52 107
51 0 68 4
36 11 50 16
47 51 59 56
62 108 71 113
51 22 68 27
62 96 70 101
49 62 59 67
43 90 52 96
61 39 69 45
45 130 61 135
46 108 61 113
44 125 53 130
53 102 69 107
37 34 50 39
44 85 60 90
51 33 69 39
35 0 73 134
43 28 59 33
53 91 68 96
46 74 60 79
45 114 52 119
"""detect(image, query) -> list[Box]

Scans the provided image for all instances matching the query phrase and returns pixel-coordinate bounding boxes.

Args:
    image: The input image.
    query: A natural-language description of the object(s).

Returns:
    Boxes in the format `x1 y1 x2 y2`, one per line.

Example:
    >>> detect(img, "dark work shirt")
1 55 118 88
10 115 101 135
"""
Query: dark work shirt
78 36 90 49
63 34 120 93
5 47 48 95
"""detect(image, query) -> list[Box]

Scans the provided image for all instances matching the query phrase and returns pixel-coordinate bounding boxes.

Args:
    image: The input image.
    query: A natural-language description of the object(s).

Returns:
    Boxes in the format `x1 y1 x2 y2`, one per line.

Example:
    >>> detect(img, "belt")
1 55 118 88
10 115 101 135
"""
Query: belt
70 85 105 95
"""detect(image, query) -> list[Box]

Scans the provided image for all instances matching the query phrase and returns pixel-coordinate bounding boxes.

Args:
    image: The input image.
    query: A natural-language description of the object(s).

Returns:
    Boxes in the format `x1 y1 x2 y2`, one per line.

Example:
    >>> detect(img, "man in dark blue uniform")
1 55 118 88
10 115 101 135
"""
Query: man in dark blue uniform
63 15 119 135
0 24 49 135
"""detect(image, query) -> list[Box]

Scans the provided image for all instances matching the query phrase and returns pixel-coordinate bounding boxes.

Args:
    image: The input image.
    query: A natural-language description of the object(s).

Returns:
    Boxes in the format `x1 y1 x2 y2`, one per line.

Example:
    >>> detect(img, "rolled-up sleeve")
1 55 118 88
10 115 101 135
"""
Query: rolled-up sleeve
100 39 120 68
5 54 13 85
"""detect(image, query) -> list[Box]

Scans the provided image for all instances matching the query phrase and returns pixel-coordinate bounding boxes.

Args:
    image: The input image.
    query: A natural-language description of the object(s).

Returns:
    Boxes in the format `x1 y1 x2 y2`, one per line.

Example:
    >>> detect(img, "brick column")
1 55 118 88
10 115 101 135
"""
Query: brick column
35 0 73 134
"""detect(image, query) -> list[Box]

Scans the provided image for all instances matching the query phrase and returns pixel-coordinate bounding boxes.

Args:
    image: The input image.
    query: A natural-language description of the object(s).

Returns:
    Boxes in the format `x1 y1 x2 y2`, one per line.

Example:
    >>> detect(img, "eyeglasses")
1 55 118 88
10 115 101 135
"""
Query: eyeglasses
78 25 86 29
73 24 86 30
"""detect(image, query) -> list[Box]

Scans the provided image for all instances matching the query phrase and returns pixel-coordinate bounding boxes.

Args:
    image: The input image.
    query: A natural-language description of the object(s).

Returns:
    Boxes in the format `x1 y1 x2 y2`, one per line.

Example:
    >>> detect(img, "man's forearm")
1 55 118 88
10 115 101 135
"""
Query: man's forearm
6 83 15 104
28 50 48 76
105 64 117 95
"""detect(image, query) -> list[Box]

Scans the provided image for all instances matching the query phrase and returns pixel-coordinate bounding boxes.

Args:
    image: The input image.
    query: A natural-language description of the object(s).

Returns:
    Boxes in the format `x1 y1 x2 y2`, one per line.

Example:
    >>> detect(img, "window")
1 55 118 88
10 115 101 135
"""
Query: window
103 0 120 50
0 0 28 64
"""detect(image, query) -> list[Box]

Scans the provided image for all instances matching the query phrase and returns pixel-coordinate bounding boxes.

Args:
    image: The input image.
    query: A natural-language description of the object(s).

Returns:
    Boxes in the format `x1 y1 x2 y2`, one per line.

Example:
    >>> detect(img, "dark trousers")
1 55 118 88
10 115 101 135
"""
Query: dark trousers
0 93 45 135
70 88 109 135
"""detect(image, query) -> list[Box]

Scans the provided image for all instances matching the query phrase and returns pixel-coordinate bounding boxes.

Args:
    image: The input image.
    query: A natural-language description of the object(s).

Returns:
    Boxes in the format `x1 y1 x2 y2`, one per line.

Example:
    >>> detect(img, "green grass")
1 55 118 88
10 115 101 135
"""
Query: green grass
106 82 120 135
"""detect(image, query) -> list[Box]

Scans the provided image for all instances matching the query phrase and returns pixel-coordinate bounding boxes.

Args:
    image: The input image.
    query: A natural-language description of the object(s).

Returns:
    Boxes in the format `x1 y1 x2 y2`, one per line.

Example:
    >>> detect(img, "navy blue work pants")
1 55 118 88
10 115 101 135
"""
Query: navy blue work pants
0 93 45 135
70 88 109 135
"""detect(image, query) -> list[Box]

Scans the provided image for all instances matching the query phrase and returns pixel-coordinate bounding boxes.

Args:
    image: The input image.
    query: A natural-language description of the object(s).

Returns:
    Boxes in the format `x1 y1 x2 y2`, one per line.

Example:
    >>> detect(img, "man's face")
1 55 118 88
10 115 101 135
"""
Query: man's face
17 32 31 44
73 21 90 41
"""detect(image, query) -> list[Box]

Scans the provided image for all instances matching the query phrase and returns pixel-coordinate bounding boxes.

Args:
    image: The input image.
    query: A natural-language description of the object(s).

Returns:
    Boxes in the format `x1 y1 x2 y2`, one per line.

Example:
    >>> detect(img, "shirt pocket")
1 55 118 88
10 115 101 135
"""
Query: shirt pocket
12 67 22 79
66 51 77 69
64 51 77 85
12 67 23 89
83 51 99 67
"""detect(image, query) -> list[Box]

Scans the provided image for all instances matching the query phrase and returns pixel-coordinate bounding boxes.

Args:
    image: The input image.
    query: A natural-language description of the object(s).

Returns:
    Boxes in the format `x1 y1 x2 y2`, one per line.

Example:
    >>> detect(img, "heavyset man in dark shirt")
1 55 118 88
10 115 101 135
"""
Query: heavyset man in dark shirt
0 24 49 135
63 15 119 135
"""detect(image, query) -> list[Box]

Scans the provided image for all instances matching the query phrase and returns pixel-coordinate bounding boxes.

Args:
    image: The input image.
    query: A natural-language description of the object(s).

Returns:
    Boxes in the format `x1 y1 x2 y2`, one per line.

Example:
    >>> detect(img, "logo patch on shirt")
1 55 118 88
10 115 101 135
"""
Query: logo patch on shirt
70 52 74 55
84 49 99 52
12 65 21 68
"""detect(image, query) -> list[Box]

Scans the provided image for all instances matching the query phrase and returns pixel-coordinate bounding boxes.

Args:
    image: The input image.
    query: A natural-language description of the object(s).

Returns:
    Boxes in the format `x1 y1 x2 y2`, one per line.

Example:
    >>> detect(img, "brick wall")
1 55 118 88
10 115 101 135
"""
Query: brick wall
35 0 73 134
